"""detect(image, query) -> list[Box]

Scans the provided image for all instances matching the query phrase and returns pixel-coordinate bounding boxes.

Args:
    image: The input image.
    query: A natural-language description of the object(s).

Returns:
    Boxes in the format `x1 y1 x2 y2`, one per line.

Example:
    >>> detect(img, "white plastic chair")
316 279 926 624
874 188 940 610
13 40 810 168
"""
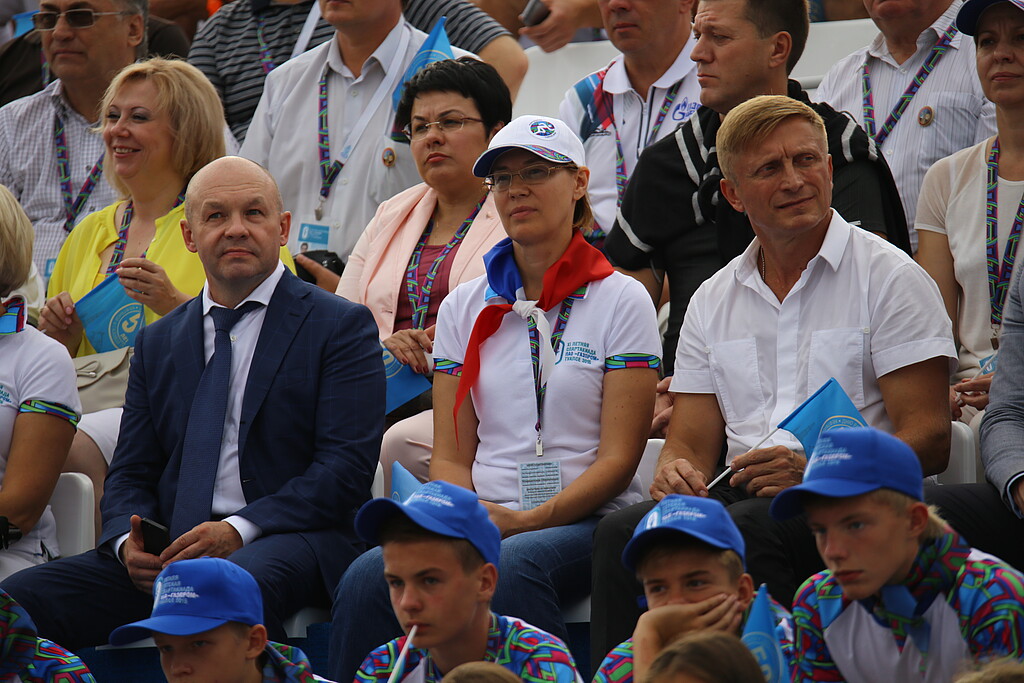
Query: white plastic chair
938 420 978 485
49 471 96 557
791 18 877 91
512 42 621 119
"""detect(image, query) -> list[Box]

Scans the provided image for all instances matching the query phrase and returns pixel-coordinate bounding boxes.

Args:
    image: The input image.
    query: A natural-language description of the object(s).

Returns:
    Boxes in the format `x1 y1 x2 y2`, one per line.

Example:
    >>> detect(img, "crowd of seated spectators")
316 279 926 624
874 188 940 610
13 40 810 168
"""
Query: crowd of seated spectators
1 0 1024 680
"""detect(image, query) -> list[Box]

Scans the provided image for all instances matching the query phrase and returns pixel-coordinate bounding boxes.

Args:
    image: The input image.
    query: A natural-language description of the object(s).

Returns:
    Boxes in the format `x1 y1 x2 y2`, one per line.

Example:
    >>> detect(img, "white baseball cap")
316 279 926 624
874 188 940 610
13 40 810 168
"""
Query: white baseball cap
473 115 586 178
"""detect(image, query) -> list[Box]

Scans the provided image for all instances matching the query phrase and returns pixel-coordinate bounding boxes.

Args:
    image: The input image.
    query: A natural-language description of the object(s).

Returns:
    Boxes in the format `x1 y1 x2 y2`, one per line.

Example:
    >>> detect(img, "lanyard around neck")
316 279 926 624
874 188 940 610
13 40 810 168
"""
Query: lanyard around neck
255 1 322 74
404 198 484 330
54 113 104 233
315 26 410 219
528 288 585 456
985 137 1024 328
860 23 957 146
106 192 185 274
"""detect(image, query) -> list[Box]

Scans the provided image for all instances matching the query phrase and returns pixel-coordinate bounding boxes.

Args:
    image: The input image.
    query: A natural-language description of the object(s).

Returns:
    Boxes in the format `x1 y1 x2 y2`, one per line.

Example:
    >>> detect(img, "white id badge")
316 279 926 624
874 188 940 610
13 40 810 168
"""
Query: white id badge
294 217 331 254
518 458 561 511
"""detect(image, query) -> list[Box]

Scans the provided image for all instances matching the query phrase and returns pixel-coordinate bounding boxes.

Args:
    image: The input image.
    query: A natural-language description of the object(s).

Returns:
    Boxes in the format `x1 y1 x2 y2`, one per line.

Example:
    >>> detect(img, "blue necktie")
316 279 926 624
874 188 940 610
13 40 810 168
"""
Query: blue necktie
171 302 262 539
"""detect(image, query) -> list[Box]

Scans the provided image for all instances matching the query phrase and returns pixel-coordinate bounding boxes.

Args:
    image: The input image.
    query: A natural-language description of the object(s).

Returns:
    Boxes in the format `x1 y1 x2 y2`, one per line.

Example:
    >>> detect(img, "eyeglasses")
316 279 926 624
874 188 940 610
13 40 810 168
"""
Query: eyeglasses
32 8 131 30
402 115 483 140
484 163 575 193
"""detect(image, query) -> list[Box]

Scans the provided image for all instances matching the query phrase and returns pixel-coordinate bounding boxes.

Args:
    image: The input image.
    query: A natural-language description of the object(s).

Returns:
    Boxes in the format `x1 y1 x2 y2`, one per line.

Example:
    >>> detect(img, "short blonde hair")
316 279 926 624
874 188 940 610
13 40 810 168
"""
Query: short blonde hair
865 489 948 542
101 58 226 198
716 95 826 180
441 662 521 683
0 185 34 297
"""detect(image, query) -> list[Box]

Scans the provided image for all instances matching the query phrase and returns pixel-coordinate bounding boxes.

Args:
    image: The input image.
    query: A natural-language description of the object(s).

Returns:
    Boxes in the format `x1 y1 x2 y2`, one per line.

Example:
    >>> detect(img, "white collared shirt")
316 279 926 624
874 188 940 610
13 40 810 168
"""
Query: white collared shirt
670 211 956 462
199 261 287 544
558 36 701 233
816 0 996 251
240 20 471 261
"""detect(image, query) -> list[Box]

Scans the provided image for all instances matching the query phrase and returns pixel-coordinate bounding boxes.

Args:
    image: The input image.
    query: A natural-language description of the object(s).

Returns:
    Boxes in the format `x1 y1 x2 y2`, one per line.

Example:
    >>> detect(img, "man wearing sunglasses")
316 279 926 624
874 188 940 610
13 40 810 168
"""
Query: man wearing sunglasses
0 0 144 284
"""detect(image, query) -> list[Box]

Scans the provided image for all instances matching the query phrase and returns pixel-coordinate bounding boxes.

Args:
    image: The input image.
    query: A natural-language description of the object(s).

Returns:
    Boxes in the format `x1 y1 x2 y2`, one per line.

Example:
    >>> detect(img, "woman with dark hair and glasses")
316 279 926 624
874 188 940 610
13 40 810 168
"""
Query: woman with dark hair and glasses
337 57 511 491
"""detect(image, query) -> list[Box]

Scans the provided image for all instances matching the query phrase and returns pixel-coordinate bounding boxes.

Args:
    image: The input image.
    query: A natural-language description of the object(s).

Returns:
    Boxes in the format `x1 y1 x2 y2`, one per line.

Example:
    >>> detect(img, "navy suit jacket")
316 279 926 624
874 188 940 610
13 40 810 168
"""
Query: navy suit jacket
99 270 386 589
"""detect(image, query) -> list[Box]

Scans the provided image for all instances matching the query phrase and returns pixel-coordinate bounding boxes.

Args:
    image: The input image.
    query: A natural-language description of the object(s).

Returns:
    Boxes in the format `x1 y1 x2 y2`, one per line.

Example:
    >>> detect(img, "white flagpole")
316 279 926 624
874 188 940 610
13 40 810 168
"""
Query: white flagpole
706 426 781 491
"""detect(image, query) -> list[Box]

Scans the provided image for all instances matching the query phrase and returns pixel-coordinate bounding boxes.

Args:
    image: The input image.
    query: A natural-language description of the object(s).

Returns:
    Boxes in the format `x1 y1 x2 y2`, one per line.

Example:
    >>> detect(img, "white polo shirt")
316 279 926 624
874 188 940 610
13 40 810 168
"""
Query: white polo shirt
0 321 81 559
434 271 661 513
558 37 700 234
670 211 956 462
241 20 470 261
816 0 995 251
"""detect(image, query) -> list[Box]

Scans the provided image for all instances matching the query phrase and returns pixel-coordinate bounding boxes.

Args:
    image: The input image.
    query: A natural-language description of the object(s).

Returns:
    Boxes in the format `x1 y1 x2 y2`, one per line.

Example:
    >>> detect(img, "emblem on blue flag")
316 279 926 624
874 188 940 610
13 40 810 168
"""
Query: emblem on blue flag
777 377 866 456
741 584 786 683
392 16 454 111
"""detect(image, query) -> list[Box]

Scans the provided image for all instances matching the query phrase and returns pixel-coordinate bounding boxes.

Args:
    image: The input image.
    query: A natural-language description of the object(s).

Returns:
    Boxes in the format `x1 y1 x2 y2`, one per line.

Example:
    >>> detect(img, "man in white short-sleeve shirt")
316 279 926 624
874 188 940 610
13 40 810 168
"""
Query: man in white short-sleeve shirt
815 0 995 251
240 0 471 280
648 95 955 607
557 0 700 237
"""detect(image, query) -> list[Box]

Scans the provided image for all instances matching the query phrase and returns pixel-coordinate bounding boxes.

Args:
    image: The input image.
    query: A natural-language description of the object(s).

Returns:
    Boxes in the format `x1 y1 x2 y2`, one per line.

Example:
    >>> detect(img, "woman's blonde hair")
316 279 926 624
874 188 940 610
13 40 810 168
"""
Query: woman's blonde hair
100 58 226 197
0 185 34 297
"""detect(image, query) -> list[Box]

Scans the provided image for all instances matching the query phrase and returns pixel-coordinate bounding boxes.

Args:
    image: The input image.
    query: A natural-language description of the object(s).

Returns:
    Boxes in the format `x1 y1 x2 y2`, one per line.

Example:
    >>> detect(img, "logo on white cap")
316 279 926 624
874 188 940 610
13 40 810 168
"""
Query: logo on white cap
529 120 557 138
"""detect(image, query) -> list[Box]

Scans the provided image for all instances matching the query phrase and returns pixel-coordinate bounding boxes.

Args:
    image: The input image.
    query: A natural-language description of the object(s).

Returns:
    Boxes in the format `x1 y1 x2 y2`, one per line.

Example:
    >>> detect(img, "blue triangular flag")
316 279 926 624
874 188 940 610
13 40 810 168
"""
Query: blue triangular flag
381 344 431 414
777 378 866 456
392 16 453 111
741 584 786 683
391 462 422 502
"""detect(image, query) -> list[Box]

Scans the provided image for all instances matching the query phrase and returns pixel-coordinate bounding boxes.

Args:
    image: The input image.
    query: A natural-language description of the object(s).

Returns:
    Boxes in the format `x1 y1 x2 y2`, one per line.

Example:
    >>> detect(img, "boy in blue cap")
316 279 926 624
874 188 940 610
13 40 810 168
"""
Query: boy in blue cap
352 481 580 683
594 496 794 683
108 557 318 683
772 427 1024 682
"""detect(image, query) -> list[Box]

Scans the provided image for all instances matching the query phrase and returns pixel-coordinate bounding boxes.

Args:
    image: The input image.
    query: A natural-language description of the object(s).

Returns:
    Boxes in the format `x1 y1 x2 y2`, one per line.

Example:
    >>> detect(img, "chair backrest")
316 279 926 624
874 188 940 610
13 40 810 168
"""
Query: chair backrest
49 472 96 557
512 41 621 119
938 420 979 485
792 18 878 91
637 439 665 501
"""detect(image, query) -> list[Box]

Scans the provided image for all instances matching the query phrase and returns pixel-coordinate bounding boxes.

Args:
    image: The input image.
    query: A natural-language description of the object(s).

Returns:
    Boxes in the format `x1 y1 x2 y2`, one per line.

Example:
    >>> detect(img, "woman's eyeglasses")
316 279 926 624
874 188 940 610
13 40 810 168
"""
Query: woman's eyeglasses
402 116 483 140
32 9 131 30
484 164 574 193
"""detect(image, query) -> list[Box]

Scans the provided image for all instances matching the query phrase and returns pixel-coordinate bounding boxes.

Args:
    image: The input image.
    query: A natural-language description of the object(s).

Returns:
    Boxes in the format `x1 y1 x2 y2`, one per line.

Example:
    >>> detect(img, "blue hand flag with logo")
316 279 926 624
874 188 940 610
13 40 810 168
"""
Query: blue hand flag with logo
391 16 453 111
391 462 423 502
381 344 431 414
741 584 787 683
75 273 145 352
777 377 866 455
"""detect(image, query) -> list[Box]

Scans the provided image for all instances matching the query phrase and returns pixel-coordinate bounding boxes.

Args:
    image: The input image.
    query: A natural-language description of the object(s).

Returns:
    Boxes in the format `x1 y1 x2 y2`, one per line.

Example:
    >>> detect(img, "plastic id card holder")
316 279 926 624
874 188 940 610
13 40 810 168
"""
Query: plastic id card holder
518 458 561 511
294 218 330 254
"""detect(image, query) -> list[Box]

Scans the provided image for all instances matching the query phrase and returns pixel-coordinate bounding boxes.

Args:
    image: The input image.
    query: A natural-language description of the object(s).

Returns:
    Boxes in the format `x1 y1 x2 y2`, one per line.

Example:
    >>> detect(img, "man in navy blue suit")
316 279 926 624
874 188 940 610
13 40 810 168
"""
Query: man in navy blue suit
2 156 386 649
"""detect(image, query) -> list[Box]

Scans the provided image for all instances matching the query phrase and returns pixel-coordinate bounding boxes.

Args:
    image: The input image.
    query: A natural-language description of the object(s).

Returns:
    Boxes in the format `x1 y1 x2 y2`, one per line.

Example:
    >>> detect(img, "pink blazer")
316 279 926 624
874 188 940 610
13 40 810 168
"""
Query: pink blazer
337 183 506 339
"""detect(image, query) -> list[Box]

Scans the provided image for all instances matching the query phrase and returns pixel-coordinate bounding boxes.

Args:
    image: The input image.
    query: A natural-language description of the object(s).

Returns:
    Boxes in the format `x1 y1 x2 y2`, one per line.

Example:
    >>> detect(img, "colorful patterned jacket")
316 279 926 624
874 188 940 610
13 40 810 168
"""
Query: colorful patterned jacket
792 529 1024 682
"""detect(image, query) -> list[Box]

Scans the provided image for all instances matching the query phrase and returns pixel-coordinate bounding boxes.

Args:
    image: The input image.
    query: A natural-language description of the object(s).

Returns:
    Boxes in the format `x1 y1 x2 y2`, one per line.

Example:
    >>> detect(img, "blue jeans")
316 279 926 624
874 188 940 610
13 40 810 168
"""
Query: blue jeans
329 517 599 681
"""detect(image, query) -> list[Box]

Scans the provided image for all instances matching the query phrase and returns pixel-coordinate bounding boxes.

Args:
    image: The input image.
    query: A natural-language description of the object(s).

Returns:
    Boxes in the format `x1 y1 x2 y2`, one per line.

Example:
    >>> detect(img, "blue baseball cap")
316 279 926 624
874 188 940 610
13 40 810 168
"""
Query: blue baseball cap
956 0 1024 35
770 428 923 521
356 481 501 567
108 558 263 645
473 115 586 178
621 496 746 572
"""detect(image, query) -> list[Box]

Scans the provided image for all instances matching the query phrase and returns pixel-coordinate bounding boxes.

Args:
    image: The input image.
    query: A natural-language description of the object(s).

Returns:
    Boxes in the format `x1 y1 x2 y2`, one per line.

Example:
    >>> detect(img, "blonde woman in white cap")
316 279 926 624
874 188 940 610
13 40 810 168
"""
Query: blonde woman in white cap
330 115 662 682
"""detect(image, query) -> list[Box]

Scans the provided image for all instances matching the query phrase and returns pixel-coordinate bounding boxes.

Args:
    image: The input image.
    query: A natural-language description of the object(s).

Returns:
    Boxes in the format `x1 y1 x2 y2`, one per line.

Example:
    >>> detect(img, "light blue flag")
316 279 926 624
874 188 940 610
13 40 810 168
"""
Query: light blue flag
75 273 145 353
741 584 786 683
381 344 431 414
391 16 453 111
391 462 423 502
777 377 866 456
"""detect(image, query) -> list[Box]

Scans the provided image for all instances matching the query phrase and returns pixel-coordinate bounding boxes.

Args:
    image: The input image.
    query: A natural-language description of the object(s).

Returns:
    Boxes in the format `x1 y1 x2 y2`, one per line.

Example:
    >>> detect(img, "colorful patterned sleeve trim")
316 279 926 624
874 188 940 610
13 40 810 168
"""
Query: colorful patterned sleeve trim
434 359 463 377
19 400 80 428
604 354 661 372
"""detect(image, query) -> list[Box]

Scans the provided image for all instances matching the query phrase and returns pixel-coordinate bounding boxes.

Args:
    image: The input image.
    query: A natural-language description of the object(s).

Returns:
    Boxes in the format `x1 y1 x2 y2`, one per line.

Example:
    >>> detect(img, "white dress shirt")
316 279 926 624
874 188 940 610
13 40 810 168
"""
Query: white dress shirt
241 19 470 261
558 37 701 234
816 0 995 251
671 211 956 462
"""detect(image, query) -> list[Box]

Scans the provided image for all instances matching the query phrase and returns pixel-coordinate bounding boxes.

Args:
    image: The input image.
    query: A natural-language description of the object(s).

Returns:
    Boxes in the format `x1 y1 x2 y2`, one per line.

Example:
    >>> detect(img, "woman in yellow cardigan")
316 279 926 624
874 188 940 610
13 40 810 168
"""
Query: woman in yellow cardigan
38 59 290 529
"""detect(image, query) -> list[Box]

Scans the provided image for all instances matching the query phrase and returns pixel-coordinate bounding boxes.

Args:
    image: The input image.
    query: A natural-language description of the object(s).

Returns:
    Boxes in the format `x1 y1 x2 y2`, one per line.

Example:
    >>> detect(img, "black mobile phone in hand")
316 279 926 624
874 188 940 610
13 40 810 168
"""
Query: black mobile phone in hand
141 517 170 555
520 0 551 26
